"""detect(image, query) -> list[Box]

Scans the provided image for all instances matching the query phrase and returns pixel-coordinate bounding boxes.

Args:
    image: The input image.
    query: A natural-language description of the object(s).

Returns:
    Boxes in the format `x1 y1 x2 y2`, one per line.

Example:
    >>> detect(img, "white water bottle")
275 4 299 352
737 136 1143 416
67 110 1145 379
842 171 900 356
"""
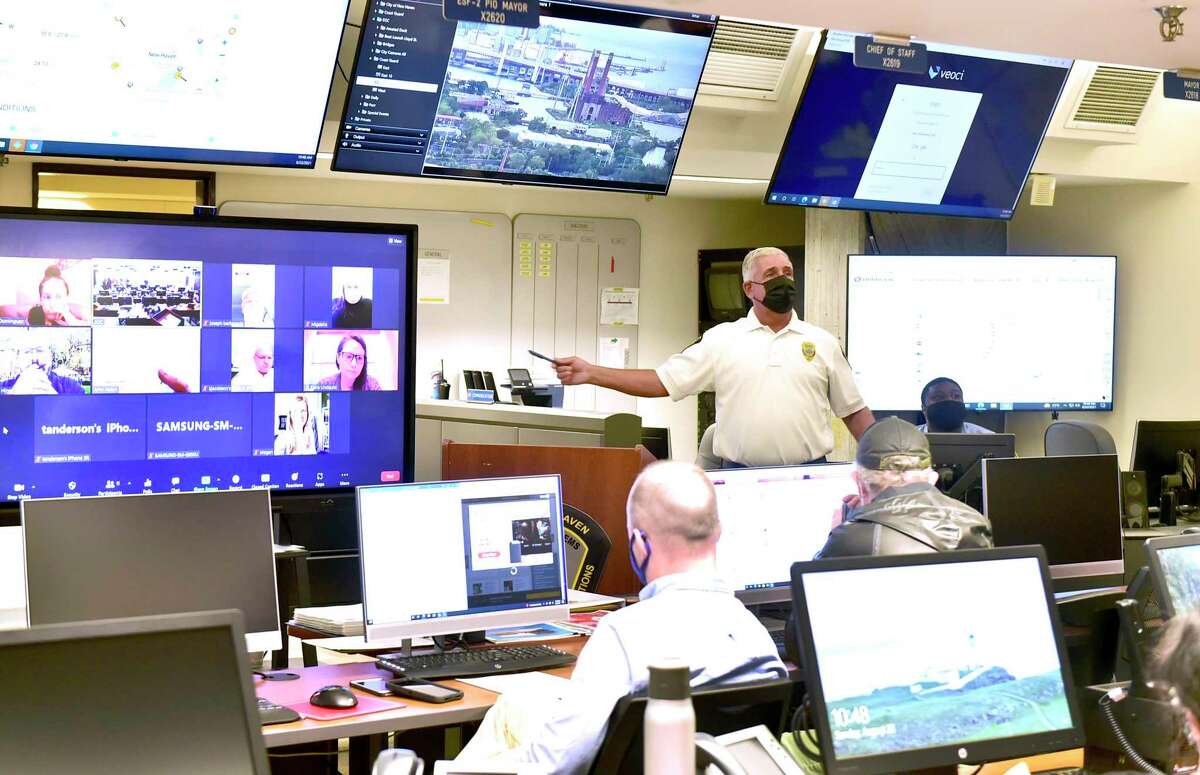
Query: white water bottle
644 660 695 775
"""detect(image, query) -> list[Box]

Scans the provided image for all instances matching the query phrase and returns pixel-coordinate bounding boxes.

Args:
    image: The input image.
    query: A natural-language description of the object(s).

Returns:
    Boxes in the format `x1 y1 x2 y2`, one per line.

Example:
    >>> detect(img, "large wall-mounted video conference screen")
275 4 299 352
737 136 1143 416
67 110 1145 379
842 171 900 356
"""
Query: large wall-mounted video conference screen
847 255 1116 412
333 0 716 194
767 31 1072 220
0 210 416 502
0 1 350 167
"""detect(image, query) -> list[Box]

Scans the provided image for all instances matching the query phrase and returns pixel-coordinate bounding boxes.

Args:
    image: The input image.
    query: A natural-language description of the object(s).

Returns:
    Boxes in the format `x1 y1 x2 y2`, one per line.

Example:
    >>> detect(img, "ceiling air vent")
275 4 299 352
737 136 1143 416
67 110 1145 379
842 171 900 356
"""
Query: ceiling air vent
1064 65 1160 133
699 19 799 101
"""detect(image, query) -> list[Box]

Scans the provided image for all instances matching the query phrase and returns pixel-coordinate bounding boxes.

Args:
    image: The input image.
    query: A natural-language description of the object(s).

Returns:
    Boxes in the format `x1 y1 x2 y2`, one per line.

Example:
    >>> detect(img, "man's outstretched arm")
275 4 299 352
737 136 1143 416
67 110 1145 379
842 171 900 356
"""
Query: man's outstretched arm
554 356 668 398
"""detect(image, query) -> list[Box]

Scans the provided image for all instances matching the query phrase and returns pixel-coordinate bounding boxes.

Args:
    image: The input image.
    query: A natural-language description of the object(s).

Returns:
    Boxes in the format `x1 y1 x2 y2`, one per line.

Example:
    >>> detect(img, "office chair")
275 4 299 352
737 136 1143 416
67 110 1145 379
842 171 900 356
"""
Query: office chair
1044 420 1117 456
696 424 724 470
587 677 793 774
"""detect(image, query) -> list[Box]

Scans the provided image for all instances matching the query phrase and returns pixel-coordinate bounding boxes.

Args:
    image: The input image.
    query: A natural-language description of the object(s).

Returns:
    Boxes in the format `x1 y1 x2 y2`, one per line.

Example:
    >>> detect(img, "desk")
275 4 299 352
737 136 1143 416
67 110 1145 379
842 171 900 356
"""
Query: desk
259 638 585 774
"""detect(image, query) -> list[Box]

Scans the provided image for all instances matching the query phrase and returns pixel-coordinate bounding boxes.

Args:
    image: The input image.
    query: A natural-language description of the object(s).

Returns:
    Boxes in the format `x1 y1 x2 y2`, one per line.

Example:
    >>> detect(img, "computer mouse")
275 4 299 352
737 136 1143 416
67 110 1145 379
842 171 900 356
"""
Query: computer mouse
310 684 358 709
1183 527 1200 535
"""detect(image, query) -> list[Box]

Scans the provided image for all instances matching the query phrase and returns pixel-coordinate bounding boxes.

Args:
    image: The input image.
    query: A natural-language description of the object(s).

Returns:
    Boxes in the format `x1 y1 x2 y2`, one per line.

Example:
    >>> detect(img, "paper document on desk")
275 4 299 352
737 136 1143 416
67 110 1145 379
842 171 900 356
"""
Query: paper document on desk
459 672 572 698
567 588 625 611
294 603 365 636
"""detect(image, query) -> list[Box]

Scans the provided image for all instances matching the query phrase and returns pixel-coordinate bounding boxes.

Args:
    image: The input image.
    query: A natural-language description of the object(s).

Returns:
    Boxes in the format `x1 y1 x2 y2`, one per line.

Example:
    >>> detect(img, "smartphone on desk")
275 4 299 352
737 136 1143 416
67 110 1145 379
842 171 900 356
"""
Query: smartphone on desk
350 678 394 697
386 677 464 704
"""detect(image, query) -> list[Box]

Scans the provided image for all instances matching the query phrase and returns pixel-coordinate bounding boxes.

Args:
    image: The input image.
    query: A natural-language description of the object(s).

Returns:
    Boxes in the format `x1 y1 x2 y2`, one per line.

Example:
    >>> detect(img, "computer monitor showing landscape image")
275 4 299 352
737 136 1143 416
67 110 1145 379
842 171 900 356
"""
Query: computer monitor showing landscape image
791 548 1082 774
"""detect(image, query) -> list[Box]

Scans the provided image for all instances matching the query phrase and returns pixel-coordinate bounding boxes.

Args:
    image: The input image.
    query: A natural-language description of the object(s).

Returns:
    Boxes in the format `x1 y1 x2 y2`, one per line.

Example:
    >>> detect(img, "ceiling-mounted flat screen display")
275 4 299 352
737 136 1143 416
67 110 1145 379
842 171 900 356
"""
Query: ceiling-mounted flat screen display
333 0 716 194
766 31 1072 220
0 2 350 167
846 255 1116 411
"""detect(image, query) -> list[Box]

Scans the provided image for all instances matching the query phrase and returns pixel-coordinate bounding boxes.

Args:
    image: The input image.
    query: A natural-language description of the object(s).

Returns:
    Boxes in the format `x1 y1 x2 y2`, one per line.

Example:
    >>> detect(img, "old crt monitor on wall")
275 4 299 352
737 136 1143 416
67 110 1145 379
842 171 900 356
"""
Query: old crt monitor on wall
333 0 716 194
847 255 1116 411
0 209 416 503
0 3 349 167
358 475 570 641
981 455 1124 584
707 463 857 604
0 611 269 775
791 547 1082 775
704 262 750 323
1131 420 1200 507
21 489 281 652
1145 534 1200 618
766 30 1071 219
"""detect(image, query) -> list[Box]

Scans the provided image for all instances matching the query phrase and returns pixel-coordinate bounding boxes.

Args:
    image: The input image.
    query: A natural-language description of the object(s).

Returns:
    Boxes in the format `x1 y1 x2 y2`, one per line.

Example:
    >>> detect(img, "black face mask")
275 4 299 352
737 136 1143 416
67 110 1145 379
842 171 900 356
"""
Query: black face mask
755 276 796 314
925 400 968 431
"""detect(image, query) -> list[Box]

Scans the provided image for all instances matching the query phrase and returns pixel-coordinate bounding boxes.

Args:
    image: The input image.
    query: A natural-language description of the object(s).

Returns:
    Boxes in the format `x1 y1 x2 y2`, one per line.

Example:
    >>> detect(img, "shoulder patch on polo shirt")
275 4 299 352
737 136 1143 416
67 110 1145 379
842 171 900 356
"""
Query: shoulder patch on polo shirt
801 341 816 362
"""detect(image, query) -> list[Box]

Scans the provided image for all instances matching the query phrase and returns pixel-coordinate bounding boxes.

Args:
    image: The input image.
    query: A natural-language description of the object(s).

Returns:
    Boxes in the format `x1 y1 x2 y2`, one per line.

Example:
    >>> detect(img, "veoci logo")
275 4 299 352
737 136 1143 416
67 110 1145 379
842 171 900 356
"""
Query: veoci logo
928 64 966 81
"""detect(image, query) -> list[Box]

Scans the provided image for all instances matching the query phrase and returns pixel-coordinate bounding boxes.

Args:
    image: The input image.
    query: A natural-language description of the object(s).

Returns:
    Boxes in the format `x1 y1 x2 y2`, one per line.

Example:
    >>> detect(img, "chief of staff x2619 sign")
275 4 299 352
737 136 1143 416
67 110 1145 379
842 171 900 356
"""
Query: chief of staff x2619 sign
444 0 540 28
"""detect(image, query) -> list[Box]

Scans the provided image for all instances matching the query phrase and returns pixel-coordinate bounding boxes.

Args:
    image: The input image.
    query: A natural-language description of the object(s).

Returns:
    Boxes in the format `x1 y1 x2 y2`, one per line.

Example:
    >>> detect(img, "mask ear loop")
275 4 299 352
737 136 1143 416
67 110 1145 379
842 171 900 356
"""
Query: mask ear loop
628 529 652 586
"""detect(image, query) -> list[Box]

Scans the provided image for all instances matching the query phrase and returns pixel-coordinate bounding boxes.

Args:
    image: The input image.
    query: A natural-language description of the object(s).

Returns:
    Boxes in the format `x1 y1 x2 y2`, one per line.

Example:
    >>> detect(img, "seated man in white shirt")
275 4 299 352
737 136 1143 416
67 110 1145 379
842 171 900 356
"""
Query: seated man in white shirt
457 460 787 775
915 377 993 434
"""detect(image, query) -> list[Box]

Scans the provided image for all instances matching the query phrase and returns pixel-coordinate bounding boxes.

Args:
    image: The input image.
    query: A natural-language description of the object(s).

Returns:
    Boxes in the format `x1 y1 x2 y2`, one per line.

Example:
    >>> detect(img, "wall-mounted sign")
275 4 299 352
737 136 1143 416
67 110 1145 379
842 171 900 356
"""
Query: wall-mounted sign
1164 72 1200 103
444 0 539 29
853 36 928 75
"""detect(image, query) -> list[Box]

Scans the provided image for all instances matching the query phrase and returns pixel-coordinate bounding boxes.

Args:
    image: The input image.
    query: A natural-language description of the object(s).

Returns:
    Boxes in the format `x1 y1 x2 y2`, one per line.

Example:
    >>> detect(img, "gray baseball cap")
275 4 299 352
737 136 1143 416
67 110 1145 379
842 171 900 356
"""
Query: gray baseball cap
855 417 932 471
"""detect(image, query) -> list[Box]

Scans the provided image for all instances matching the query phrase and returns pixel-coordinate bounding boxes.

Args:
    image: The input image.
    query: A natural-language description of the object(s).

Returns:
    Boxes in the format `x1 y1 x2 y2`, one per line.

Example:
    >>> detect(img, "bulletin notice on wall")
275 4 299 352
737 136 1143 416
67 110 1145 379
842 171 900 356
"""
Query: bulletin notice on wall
418 249 451 304
599 288 639 326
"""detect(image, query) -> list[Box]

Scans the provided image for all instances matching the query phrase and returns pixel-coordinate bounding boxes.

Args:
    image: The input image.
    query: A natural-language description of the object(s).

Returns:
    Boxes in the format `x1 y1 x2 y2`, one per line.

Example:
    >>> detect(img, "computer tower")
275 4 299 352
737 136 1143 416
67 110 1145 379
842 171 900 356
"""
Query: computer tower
1122 470 1149 528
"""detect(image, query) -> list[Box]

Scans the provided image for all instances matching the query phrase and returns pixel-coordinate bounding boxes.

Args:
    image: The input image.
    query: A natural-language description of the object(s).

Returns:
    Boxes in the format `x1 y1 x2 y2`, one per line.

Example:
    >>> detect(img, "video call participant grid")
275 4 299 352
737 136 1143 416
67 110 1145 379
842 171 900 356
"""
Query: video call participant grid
0 256 403 397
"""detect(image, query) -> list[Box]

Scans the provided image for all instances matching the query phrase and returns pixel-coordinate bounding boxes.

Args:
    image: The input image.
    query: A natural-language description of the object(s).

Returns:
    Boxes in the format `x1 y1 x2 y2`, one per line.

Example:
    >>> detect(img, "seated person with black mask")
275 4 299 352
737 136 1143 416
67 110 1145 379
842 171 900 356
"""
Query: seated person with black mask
817 417 993 558
915 377 993 434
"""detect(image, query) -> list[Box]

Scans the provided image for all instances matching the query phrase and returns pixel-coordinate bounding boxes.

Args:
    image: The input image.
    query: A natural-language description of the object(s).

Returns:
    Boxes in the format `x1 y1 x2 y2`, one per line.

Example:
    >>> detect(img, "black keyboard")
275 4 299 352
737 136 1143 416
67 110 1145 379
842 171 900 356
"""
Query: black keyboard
257 696 301 726
375 644 576 681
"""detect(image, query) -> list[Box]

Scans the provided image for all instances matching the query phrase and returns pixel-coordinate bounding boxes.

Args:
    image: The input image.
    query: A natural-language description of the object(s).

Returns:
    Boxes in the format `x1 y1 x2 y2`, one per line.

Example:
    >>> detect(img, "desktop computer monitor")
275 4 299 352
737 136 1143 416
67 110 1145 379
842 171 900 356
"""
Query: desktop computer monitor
707 463 857 604
21 489 281 652
790 547 1082 775
0 610 269 775
981 455 1124 586
1145 533 1200 618
640 426 672 462
927 433 1016 473
357 475 570 641
926 433 1015 508
1131 420 1200 508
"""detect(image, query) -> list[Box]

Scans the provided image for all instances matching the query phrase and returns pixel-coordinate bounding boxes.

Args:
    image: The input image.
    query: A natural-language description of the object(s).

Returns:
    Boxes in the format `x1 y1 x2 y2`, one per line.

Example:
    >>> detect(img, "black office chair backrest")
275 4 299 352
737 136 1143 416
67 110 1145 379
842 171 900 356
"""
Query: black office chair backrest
587 676 793 775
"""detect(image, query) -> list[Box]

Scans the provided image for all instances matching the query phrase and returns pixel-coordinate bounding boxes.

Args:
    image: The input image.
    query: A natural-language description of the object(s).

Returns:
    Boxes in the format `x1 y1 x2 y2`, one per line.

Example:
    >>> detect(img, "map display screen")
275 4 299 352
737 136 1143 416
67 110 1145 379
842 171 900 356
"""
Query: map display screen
0 1 349 167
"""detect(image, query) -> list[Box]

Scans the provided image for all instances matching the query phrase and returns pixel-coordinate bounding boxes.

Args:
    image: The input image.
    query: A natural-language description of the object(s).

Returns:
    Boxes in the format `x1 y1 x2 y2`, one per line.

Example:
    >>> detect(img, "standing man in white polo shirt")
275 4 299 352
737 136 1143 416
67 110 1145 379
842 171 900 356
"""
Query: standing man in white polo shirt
554 247 875 466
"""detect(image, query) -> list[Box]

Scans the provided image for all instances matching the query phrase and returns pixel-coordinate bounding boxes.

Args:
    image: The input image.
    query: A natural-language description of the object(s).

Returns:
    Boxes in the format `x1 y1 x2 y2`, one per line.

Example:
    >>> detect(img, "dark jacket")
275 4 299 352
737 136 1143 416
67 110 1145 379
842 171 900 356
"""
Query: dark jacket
816 482 993 558
785 483 993 666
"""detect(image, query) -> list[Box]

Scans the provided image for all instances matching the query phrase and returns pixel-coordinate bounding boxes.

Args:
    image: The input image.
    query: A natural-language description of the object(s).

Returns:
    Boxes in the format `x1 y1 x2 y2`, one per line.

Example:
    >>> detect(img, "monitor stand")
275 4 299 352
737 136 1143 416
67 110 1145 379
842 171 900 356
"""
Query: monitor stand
390 631 488 659
946 459 984 511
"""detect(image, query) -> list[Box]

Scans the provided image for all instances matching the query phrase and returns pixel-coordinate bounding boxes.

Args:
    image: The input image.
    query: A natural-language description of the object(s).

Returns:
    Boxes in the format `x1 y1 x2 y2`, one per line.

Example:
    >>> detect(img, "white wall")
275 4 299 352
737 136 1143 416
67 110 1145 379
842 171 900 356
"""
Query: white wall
0 158 805 460
1007 181 1200 466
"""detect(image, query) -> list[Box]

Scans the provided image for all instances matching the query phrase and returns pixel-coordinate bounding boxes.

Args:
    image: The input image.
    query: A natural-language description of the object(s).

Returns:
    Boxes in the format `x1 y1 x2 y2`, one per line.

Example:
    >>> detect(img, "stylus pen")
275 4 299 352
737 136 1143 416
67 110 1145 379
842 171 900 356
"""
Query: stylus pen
528 349 558 365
